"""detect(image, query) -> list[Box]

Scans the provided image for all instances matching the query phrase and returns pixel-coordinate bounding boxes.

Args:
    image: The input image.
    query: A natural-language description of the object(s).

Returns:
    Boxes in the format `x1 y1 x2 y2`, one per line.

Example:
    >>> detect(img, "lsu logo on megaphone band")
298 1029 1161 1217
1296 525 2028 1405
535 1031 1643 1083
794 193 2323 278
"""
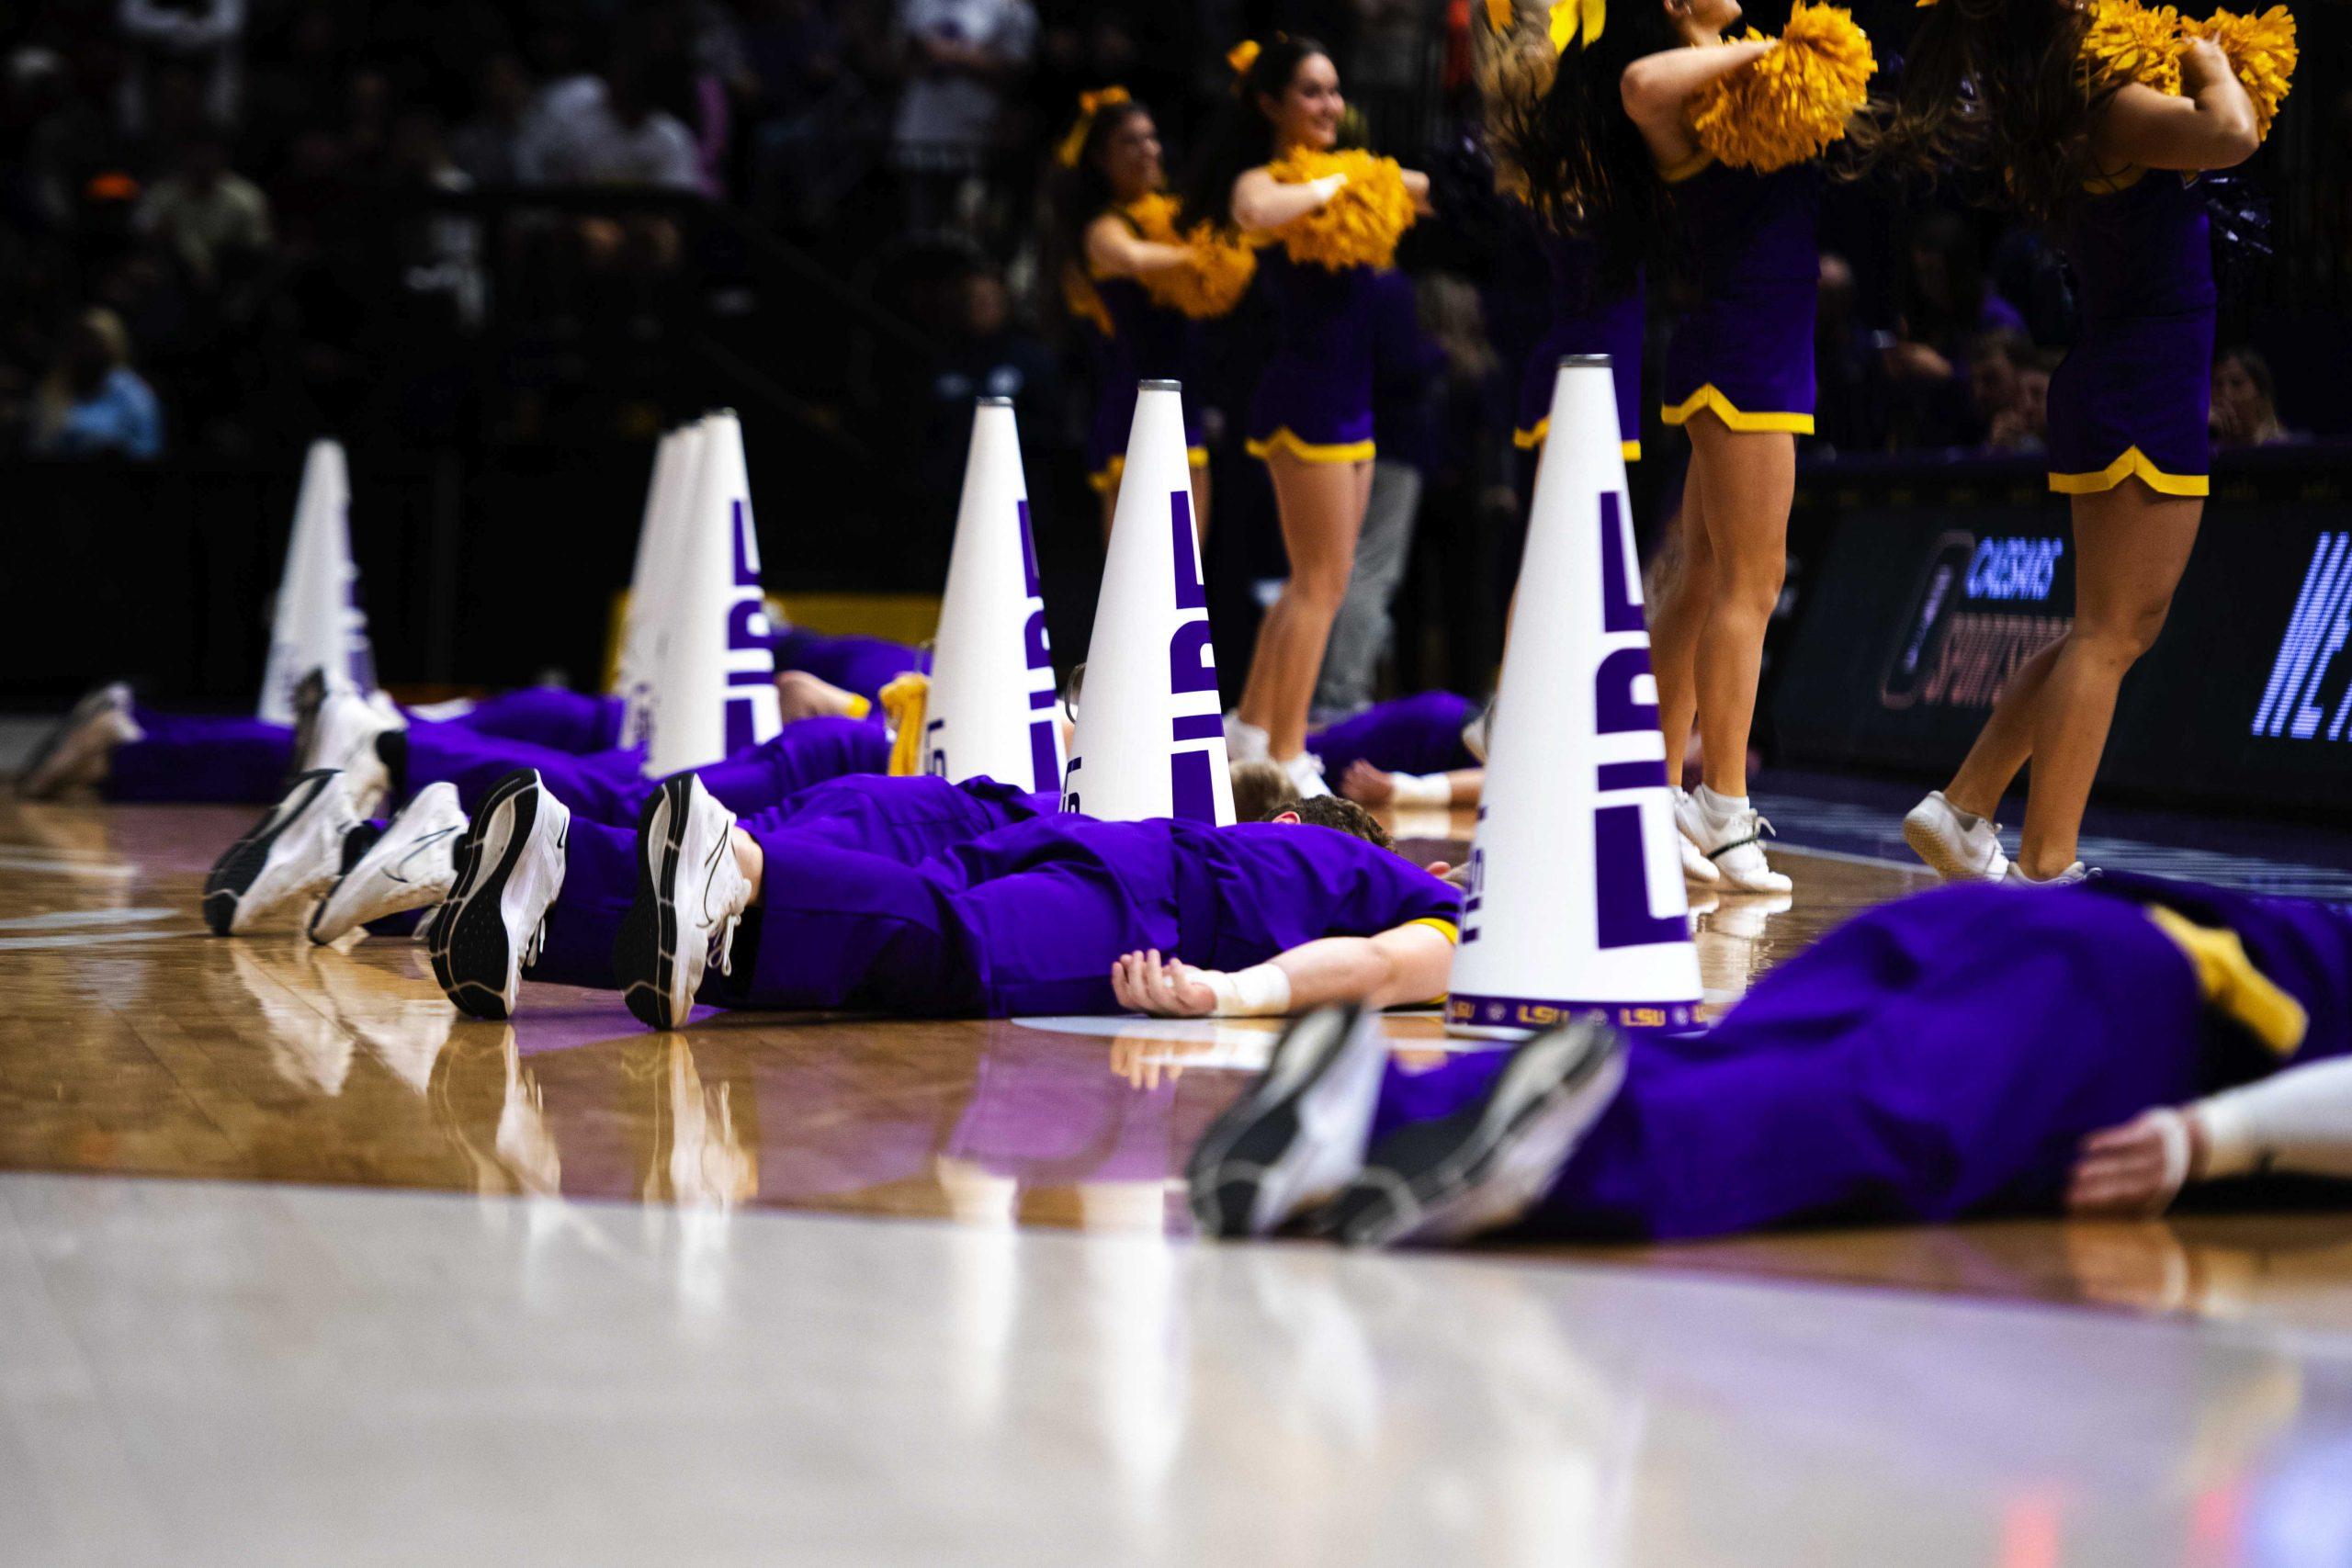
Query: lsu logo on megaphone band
722 498 776 756
1062 488 1221 821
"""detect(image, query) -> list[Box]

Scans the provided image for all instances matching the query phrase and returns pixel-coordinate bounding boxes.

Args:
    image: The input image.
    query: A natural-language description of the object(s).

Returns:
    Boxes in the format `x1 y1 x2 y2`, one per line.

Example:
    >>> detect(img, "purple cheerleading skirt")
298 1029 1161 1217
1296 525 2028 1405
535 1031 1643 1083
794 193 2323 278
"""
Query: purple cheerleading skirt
2046 308 2215 498
1658 276 1816 435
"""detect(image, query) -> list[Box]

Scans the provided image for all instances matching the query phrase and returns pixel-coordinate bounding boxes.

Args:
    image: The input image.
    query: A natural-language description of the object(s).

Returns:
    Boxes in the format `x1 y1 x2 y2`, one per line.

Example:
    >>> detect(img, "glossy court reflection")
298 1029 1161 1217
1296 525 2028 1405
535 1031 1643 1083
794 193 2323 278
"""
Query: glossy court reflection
2 795 2346 1337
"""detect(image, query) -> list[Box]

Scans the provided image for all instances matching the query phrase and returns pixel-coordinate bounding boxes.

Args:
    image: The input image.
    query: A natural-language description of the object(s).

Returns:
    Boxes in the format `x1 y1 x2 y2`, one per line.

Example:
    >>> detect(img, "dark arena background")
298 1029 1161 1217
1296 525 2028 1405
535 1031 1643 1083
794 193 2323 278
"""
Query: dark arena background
4 3 2352 1563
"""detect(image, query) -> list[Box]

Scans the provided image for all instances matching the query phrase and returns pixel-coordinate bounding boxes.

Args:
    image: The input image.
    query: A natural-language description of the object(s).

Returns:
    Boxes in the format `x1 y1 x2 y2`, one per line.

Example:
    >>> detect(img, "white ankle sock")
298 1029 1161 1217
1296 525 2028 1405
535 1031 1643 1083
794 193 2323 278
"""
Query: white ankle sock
1695 784 1749 818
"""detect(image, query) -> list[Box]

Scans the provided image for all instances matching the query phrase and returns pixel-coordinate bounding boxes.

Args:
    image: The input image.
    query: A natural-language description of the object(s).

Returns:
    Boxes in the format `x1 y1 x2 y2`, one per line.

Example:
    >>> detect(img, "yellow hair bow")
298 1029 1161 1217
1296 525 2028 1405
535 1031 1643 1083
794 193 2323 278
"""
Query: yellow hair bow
1055 85 1131 168
1227 38 1261 77
1549 0 1605 50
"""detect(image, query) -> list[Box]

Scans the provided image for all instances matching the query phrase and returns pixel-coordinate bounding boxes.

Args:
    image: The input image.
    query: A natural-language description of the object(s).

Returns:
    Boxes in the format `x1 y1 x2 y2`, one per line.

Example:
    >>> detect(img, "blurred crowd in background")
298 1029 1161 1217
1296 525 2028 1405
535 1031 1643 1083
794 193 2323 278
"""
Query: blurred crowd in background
0 0 2342 479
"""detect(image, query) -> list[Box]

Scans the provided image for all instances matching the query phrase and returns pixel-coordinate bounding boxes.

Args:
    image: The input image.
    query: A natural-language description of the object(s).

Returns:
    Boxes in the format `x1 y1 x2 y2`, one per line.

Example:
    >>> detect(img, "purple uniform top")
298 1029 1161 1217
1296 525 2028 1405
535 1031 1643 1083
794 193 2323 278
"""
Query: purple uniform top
2046 171 2216 498
1515 230 1645 460
1657 157 1821 434
1373 876 2352 1244
1245 250 1382 465
722 816 1460 1019
1085 210 1207 490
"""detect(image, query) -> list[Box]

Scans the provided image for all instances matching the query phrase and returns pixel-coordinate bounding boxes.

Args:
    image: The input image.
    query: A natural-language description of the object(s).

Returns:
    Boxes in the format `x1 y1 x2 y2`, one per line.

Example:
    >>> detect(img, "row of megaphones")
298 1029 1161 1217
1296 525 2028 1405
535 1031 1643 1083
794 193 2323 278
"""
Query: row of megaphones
255 365 1702 1037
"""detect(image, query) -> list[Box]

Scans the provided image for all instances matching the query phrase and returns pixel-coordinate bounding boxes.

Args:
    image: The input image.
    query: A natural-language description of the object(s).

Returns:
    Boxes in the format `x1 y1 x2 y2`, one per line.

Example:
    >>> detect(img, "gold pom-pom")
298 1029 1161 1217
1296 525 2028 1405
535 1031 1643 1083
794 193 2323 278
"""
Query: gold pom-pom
2080 0 2186 94
1690 2 1877 173
1123 192 1260 318
1063 266 1114 336
1261 148 1418 270
2188 5 2297 140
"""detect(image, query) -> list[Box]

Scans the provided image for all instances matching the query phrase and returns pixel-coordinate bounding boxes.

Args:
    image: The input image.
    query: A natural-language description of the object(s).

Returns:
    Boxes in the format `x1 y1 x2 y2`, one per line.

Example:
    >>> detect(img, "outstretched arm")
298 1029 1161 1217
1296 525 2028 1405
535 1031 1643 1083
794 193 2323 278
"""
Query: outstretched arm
1113 919 1456 1017
1231 166 1350 231
2069 1056 2352 1217
1084 213 1195 278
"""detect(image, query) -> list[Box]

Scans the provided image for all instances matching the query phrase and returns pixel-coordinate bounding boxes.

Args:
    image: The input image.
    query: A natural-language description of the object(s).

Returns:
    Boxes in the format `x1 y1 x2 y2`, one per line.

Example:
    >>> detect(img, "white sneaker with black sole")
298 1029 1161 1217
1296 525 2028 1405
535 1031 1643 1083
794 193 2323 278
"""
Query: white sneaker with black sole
428 770 569 1020
1671 791 1722 886
1675 789 1792 895
202 771 362 935
1320 1018 1628 1247
2005 860 2092 888
1902 791 2009 883
310 782 468 944
302 691 409 818
19 682 142 797
615 774 752 1031
1185 1005 1389 1237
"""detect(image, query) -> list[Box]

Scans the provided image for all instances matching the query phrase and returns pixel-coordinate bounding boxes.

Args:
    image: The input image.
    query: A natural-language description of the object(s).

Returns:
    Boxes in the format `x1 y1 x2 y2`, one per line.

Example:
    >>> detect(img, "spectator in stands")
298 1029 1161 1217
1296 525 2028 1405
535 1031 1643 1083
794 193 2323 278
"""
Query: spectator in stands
1882 212 2028 448
133 130 271 291
1966 329 2031 450
28 307 161 459
741 0 867 227
890 0 1039 228
2211 346 2294 448
452 54 535 187
119 0 244 132
1813 252 1885 454
1985 348 2053 454
536 59 703 192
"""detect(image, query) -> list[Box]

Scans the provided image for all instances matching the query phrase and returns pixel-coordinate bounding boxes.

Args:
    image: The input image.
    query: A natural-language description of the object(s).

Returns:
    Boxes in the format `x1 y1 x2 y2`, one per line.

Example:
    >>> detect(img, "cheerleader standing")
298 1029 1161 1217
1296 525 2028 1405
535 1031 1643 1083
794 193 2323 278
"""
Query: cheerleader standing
1051 90 1252 542
1179 37 1430 798
1626 1 1872 894
1876 1 2290 884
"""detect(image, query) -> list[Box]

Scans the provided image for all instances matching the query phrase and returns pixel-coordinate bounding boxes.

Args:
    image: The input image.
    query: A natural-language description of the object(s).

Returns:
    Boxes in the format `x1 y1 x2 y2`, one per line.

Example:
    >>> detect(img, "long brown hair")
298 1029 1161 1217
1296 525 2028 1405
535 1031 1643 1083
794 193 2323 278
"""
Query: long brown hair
1477 0 1678 288
1854 0 2120 222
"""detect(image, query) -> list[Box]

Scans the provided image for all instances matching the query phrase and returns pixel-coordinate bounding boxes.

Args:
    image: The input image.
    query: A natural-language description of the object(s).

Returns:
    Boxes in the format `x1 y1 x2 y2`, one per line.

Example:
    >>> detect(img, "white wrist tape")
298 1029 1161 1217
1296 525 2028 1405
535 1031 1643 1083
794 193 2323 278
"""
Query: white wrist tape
1388 771 1453 807
2194 1097 2258 1181
1206 964 1294 1018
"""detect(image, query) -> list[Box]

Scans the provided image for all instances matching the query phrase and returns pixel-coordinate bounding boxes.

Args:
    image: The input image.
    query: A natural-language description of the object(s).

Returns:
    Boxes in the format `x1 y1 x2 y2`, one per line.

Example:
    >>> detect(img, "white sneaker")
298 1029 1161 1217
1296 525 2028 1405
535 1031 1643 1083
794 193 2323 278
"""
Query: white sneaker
1225 716 1272 764
1325 1018 1628 1247
1672 790 1722 886
1462 701 1493 763
2005 860 2091 887
1279 750 1332 800
428 770 570 1020
19 683 142 797
616 774 752 1031
1903 791 2009 883
302 691 409 818
202 771 362 935
1676 788 1792 895
1187 1006 1390 1237
310 782 468 944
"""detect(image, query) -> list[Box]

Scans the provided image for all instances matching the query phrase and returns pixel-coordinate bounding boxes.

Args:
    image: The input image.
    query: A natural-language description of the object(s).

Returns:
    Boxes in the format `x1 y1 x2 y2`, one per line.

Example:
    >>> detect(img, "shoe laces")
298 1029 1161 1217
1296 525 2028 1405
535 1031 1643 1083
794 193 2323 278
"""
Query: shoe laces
708 913 740 979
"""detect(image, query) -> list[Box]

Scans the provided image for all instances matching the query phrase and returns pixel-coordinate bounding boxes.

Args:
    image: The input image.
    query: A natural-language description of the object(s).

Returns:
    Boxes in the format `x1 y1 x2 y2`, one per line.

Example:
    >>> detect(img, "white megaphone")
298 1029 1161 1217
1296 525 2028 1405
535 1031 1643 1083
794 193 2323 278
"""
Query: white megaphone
1061 380 1232 824
644 412 781 775
1447 355 1701 1040
921 397 1066 793
258 438 375 723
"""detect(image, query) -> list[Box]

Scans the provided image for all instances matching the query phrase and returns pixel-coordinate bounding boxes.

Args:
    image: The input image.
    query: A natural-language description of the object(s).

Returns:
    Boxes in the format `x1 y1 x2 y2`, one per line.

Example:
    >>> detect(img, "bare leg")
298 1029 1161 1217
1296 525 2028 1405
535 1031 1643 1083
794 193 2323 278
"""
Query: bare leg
1235 454 1370 760
2011 483 2202 878
1684 415 1795 799
1940 636 2064 820
1645 480 1713 792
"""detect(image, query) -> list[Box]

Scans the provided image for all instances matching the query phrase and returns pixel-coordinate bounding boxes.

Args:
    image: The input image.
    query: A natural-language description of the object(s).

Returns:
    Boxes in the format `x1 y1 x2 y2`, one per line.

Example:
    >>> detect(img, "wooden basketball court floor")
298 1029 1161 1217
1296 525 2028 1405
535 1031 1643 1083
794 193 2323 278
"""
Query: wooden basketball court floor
6 795 2352 1565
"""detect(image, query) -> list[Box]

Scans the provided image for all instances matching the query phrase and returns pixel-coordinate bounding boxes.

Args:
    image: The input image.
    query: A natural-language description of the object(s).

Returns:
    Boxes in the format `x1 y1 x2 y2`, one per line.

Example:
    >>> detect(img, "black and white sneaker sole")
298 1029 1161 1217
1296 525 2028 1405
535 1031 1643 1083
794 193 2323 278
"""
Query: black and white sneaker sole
430 770 536 1020
202 771 337 937
1325 1019 1628 1248
19 686 119 795
1186 1005 1370 1238
615 776 694 1031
